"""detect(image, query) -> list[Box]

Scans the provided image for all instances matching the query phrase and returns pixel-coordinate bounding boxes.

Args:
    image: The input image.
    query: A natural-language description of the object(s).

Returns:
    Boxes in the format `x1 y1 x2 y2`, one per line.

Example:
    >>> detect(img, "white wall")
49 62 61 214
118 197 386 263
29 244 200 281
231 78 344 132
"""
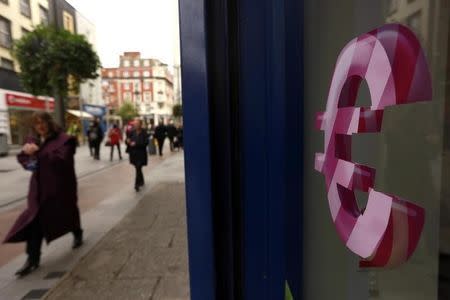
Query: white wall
75 11 103 106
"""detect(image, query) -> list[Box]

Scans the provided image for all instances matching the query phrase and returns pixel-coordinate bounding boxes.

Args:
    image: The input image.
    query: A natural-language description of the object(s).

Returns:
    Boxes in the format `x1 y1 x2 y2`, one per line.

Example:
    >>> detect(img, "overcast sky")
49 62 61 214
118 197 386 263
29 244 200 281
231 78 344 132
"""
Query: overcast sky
66 0 180 68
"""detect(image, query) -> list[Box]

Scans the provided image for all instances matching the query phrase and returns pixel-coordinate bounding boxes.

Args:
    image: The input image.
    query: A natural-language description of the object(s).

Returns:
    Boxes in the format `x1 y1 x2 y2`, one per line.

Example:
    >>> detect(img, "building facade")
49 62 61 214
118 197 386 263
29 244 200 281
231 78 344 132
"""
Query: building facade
75 11 102 106
102 52 175 123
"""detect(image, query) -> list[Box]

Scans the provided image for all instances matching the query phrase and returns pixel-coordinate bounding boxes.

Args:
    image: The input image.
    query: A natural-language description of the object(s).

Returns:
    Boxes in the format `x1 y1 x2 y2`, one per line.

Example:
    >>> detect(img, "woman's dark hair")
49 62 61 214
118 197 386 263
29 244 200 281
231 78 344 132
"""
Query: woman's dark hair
30 111 60 137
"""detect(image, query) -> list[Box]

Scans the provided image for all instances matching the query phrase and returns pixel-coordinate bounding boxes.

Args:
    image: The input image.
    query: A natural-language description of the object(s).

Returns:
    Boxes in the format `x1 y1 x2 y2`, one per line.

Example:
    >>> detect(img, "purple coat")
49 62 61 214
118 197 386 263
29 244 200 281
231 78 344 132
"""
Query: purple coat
3 132 80 244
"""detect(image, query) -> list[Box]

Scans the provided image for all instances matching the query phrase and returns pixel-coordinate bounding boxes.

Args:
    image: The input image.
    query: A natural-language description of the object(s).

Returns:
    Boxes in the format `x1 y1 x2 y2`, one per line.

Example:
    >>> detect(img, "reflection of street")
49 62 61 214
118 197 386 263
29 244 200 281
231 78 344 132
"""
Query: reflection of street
0 144 186 299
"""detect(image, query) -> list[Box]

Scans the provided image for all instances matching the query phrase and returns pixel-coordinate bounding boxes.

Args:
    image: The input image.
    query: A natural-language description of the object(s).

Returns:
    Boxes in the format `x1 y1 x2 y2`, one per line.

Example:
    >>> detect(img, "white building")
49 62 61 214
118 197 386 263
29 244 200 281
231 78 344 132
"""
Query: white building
75 11 103 106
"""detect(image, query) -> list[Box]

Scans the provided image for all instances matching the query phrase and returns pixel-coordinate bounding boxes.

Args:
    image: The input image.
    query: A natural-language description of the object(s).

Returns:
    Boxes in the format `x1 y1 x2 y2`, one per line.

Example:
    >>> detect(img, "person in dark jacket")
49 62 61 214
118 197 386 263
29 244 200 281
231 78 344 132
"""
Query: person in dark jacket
154 121 167 156
166 120 178 152
3 112 83 278
126 118 149 192
87 118 104 160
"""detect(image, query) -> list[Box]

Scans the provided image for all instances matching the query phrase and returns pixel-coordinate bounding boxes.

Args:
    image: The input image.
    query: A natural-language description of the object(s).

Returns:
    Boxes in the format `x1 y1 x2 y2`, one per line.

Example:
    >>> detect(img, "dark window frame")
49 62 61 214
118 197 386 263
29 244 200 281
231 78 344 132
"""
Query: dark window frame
20 0 32 18
39 5 49 25
0 16 12 49
0 57 14 71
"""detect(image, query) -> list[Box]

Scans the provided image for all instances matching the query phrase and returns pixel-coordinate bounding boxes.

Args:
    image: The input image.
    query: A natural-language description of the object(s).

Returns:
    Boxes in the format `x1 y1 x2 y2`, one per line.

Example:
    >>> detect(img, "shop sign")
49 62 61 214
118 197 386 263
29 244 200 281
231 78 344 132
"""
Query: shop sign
6 93 55 111
315 24 431 268
83 104 106 117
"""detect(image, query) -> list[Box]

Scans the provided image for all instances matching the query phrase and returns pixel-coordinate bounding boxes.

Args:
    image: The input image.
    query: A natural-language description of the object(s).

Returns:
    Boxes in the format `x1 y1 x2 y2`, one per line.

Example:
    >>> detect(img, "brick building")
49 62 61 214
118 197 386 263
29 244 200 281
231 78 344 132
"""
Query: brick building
102 52 175 123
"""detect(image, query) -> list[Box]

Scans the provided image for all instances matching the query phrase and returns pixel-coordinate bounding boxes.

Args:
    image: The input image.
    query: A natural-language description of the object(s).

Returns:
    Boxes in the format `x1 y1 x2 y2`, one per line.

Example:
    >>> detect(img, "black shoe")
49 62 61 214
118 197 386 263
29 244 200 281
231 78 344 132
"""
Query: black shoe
72 231 83 249
135 186 140 192
15 258 39 278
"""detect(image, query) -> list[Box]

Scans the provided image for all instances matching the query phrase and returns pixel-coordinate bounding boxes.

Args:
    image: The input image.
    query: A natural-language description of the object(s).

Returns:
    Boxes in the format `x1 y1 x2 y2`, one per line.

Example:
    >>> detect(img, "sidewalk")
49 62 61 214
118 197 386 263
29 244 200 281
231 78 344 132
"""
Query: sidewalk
0 149 187 300
44 153 189 300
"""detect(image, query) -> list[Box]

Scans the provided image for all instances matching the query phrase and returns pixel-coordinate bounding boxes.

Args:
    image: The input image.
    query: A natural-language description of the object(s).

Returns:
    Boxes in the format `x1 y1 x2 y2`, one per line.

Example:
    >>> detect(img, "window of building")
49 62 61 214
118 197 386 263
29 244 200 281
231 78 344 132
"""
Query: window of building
123 60 130 67
39 6 49 25
144 92 152 102
0 57 14 70
133 71 140 77
20 0 31 18
143 71 150 77
143 60 150 67
123 71 129 78
108 71 113 77
124 83 130 90
158 103 164 109
21 27 30 37
144 82 151 89
0 17 12 49
133 60 140 67
407 11 422 41
123 92 132 101
63 11 74 33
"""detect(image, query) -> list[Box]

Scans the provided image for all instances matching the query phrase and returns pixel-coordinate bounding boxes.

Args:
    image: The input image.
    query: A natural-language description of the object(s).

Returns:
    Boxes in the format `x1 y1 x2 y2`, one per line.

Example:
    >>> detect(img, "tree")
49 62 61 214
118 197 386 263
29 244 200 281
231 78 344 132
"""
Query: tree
12 25 101 128
117 101 139 123
173 104 183 118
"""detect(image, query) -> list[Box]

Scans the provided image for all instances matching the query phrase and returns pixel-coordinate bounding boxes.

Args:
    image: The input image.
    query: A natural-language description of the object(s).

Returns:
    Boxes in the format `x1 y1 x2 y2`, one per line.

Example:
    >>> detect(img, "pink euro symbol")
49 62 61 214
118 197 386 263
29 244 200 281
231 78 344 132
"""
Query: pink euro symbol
315 24 431 268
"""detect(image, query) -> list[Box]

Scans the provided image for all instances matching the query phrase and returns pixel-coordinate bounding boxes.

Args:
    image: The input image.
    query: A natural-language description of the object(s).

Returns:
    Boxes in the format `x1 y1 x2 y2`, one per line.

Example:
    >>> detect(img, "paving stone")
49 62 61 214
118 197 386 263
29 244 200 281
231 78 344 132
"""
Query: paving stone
45 278 158 300
152 275 190 300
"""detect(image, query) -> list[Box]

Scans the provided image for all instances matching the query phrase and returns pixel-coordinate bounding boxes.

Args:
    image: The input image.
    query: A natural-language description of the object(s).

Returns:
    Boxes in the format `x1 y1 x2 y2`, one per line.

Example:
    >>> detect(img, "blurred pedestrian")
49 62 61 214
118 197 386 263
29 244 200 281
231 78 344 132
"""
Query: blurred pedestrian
126 118 149 192
166 120 177 152
66 121 80 147
108 123 123 161
176 124 184 150
3 112 83 278
87 118 104 160
154 120 167 156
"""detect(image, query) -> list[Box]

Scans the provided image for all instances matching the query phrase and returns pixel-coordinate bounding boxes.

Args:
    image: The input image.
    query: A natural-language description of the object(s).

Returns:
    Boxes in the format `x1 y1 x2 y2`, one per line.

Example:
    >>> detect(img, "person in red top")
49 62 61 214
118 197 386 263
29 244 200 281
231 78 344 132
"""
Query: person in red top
108 123 123 161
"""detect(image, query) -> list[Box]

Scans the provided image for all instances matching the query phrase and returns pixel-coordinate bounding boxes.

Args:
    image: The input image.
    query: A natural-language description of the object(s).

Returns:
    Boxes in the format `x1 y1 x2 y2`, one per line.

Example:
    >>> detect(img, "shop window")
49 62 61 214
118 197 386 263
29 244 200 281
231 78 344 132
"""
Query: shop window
0 16 12 49
0 57 14 70
20 0 31 18
39 6 49 25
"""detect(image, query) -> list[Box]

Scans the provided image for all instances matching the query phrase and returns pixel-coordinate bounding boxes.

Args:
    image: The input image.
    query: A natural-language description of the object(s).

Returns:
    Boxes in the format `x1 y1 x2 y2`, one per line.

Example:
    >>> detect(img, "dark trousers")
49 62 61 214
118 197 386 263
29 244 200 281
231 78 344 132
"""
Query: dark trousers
157 138 165 156
168 137 175 152
134 164 144 188
110 144 122 161
26 217 83 263
93 142 101 160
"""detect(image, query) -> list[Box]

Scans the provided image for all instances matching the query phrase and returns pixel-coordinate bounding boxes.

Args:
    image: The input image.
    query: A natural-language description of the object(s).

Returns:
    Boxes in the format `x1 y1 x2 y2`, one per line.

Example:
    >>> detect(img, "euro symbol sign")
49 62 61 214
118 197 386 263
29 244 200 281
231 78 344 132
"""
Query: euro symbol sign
315 24 431 268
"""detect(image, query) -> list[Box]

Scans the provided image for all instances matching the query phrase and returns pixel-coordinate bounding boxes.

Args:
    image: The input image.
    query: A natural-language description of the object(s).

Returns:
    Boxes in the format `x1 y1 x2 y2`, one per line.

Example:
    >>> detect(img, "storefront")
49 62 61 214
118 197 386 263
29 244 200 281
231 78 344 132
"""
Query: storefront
180 0 450 299
0 89 54 145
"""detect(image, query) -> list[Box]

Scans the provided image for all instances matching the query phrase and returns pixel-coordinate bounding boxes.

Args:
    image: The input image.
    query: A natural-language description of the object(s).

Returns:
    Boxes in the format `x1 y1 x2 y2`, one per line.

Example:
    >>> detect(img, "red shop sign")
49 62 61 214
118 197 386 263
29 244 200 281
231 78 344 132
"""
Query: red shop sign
6 93 55 111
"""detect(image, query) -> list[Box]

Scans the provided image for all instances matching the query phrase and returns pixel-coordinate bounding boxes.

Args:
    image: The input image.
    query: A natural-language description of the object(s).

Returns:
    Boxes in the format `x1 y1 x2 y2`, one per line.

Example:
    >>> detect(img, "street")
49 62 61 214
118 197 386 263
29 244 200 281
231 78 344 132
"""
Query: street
0 143 188 299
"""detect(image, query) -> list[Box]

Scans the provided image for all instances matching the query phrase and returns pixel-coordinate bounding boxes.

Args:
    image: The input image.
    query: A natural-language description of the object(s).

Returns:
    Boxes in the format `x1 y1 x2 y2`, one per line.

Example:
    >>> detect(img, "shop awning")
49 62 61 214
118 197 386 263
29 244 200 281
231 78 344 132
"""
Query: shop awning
67 109 94 119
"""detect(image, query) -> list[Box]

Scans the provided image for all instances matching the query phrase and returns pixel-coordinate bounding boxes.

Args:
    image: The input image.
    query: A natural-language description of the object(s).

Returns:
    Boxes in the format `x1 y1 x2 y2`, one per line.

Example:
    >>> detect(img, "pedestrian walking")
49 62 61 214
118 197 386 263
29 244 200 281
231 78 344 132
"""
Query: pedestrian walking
126 118 149 192
108 123 123 161
166 120 177 152
3 112 83 278
87 118 104 160
176 124 184 150
154 121 167 156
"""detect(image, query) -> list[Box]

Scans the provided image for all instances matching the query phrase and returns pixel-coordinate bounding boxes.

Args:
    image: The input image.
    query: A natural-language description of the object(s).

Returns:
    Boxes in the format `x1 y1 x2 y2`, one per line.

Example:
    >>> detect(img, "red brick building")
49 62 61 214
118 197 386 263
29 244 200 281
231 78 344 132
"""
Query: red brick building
101 52 174 122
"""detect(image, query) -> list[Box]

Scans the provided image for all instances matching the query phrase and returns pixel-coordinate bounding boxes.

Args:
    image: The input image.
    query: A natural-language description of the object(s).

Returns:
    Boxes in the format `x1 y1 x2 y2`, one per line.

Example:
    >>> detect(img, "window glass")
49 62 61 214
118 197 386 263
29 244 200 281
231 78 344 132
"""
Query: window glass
39 6 49 25
303 1 450 299
0 17 12 48
20 0 31 18
0 57 14 70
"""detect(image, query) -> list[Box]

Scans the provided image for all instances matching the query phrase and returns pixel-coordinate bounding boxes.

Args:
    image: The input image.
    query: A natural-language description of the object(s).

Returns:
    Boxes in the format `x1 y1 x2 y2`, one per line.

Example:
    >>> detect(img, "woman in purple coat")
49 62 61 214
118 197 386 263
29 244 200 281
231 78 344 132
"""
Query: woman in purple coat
3 112 83 277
